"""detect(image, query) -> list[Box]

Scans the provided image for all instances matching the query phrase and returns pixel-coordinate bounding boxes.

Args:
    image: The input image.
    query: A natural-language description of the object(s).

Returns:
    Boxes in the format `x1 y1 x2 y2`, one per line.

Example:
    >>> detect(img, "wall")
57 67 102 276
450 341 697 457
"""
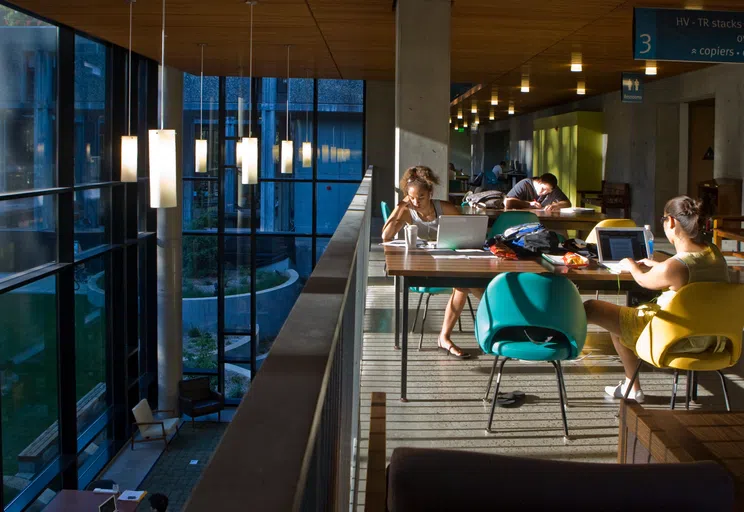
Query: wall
449 129 472 175
365 81 396 215
495 64 744 228
687 102 715 194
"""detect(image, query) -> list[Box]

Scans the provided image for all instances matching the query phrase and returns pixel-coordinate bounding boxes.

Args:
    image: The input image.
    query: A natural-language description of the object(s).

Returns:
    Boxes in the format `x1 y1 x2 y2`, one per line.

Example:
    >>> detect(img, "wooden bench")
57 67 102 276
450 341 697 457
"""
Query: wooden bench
365 392 386 512
17 382 106 474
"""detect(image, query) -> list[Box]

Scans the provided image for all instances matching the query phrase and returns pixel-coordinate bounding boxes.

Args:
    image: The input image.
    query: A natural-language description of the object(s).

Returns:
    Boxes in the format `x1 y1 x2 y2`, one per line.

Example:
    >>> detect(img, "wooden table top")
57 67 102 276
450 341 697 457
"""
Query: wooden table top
383 246 635 282
715 227 744 243
461 205 608 223
45 490 141 511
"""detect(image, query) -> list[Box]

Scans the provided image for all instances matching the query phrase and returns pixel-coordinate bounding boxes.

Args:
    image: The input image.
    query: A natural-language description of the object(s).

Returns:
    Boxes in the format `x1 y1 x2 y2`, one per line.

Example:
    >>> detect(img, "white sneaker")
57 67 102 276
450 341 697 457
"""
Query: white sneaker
605 381 645 403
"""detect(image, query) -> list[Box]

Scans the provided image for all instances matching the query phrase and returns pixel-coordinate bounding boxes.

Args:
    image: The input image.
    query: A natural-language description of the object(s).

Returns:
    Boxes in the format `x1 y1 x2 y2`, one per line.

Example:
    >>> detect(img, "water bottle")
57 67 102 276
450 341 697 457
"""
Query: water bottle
644 224 654 256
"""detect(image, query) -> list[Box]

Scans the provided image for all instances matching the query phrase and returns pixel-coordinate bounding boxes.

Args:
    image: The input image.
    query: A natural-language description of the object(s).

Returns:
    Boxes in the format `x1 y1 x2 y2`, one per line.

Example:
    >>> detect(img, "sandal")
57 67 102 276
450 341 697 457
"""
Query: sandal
437 339 471 359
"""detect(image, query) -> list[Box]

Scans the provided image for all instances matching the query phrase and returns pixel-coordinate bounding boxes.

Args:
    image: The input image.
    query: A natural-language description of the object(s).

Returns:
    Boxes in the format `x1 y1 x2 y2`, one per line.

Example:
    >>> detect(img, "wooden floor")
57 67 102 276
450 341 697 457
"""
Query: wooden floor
354 235 744 510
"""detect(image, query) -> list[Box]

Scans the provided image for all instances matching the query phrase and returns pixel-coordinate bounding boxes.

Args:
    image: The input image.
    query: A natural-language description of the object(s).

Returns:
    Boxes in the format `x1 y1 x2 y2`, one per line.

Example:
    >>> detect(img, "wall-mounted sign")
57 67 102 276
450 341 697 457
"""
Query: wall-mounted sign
621 72 644 103
634 7 744 64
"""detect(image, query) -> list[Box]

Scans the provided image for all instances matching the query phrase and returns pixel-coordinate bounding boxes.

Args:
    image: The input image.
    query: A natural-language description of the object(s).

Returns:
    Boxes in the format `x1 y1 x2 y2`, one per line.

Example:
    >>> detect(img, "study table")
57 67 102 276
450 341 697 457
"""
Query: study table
44 490 142 511
384 246 640 401
460 205 609 232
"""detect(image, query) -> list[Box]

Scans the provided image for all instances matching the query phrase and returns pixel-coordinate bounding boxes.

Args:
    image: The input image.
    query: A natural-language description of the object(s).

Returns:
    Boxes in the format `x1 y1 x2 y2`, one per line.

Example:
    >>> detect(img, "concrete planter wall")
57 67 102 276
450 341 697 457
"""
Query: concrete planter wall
87 271 105 308
182 267 301 339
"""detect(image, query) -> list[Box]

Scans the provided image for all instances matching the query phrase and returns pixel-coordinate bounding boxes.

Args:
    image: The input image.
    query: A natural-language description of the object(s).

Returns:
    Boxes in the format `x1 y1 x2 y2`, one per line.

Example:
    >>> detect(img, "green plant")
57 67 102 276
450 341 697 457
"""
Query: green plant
187 326 202 338
184 332 217 370
182 281 214 298
226 374 249 399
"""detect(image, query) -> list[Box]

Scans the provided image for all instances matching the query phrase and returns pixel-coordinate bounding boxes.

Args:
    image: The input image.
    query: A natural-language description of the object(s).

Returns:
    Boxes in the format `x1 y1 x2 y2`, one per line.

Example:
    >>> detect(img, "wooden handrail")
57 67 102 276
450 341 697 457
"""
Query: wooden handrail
184 170 373 512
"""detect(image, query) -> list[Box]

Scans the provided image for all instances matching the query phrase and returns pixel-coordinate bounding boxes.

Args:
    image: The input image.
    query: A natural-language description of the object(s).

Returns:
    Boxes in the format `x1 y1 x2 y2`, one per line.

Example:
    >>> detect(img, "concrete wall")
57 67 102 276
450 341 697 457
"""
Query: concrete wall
450 129 472 176
488 64 744 229
365 81 396 215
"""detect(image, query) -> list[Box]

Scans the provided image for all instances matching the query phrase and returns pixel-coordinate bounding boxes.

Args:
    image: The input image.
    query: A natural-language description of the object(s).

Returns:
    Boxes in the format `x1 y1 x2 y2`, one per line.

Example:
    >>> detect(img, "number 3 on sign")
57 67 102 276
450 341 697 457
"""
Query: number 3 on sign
639 34 652 54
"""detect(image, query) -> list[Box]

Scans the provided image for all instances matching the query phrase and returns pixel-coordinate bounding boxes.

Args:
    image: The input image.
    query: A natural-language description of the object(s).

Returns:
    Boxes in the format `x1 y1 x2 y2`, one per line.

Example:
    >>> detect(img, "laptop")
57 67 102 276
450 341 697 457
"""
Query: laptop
435 215 489 249
99 495 118 512
595 227 650 273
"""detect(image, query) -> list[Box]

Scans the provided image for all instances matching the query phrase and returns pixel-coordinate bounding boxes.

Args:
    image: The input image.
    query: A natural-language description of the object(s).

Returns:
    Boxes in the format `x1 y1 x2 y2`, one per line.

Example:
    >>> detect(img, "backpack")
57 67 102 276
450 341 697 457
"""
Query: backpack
501 223 560 255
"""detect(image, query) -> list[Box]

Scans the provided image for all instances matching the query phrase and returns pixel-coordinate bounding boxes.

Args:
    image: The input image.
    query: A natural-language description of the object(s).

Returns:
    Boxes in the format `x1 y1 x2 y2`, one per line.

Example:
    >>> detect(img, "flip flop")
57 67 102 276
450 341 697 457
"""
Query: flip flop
496 391 526 407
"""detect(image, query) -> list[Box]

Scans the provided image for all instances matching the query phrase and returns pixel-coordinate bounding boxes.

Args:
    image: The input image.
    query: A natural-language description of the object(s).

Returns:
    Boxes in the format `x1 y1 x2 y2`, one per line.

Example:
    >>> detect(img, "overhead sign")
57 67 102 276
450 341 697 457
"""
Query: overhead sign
621 72 644 103
634 7 744 64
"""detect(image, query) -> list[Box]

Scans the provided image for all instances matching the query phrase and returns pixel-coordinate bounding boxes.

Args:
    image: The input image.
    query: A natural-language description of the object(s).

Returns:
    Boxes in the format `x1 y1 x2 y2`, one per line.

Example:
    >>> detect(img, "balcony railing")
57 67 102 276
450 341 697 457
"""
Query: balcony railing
184 169 372 511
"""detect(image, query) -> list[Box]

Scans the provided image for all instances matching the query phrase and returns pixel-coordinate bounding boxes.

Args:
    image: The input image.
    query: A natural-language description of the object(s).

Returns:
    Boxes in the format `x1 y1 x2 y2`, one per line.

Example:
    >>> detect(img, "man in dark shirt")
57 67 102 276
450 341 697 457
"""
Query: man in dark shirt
505 173 571 212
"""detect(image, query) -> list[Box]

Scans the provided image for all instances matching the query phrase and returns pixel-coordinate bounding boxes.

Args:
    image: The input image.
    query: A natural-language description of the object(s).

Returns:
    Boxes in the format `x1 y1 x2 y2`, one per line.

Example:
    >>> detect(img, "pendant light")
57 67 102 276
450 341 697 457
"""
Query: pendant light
489 107 495 121
121 0 138 182
301 69 312 168
471 102 477 115
577 79 586 96
195 43 207 173
149 0 177 208
280 45 293 174
571 52 583 72
508 102 515 115
457 107 463 119
242 1 259 185
521 74 530 93
645 60 658 75
491 87 498 106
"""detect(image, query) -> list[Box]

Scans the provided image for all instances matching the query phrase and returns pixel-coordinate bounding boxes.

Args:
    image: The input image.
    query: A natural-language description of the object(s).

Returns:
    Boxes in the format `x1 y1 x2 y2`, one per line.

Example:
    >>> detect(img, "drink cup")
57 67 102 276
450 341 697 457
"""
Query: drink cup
404 224 418 249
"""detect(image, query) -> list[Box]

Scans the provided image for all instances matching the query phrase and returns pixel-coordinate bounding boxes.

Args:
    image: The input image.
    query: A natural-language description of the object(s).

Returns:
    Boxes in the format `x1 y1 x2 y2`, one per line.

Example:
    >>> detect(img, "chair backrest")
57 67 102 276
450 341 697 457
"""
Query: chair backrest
488 211 539 238
179 377 212 401
585 218 637 244
381 201 391 223
635 282 744 368
601 181 631 207
475 272 587 358
132 398 154 427
86 479 117 491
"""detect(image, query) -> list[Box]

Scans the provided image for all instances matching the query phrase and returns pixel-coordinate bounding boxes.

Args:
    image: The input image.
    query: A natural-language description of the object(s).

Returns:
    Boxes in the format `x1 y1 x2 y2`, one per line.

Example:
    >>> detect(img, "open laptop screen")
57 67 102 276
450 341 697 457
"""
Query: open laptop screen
99 495 117 512
596 228 649 262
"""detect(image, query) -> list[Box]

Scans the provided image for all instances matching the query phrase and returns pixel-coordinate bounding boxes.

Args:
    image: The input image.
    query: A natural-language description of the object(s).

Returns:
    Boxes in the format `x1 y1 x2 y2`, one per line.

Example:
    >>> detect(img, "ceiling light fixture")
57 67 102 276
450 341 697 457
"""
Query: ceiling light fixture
508 103 515 115
195 43 208 173
577 79 586 95
463 120 468 128
521 75 530 93
491 88 498 106
471 102 477 114
457 108 463 119
149 0 177 208
645 60 658 75
571 52 583 72
121 0 138 182
280 45 293 174
489 108 495 121
242 1 259 185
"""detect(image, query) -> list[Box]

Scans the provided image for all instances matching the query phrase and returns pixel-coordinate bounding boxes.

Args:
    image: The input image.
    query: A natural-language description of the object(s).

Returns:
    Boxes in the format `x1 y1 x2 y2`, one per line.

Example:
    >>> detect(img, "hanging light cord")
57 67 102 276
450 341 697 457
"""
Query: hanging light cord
127 0 133 136
286 45 290 140
200 44 204 139
160 0 165 130
248 2 253 137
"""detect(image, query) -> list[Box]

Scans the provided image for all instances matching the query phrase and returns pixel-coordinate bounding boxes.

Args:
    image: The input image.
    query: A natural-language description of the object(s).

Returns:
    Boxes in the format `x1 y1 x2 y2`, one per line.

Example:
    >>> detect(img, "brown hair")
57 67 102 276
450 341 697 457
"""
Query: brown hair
664 195 704 241
400 165 440 193
536 173 558 188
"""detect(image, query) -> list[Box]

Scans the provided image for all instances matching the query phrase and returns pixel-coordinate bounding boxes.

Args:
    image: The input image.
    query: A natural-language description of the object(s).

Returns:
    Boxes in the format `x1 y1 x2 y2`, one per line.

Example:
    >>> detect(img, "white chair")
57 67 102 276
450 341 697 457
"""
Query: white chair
131 399 180 450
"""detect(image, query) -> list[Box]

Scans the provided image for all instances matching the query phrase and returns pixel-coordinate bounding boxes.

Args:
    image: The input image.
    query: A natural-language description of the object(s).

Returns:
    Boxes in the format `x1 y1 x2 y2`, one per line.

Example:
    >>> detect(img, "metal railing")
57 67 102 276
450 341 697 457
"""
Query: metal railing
184 169 372 512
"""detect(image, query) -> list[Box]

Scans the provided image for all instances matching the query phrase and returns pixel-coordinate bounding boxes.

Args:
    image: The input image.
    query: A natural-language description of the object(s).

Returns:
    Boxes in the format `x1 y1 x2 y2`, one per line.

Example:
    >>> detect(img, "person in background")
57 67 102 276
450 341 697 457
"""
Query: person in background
504 173 571 212
491 160 505 178
149 493 169 512
584 196 729 403
448 162 457 179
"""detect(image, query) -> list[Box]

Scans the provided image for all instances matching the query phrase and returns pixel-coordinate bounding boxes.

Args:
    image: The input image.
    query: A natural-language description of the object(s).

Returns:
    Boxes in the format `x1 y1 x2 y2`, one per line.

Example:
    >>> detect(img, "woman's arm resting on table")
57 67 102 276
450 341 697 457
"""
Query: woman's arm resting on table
624 257 689 291
382 203 411 242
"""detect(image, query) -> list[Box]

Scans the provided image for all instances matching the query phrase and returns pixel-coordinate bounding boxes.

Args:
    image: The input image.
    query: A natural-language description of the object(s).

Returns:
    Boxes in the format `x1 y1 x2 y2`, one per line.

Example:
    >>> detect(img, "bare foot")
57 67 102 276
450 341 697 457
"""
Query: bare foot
437 336 470 359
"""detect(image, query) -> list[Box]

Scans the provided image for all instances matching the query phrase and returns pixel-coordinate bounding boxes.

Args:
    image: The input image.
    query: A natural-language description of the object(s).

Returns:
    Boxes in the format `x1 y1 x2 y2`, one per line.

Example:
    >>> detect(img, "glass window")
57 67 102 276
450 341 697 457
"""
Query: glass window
223 170 255 233
315 237 331 264
226 76 253 146
74 187 110 253
74 256 108 433
316 182 357 235
224 236 251 332
78 428 111 487
223 362 251 400
183 73 219 178
258 181 312 234
183 235 218 374
74 35 108 184
317 79 364 181
0 276 58 506
0 195 57 276
183 179 218 231
0 6 57 193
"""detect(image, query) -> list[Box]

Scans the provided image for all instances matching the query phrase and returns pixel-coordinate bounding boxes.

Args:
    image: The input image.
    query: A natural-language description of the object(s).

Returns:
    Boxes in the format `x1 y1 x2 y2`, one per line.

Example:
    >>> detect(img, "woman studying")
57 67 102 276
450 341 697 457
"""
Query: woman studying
584 196 729 402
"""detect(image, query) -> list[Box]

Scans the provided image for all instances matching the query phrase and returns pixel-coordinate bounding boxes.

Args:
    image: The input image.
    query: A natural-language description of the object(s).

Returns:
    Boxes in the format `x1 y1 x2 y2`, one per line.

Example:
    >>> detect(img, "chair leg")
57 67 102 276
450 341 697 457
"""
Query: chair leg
670 370 679 410
457 316 463 333
685 370 692 410
411 293 424 333
483 356 499 402
718 370 732 412
691 371 699 401
486 358 509 434
622 360 643 400
553 362 569 437
418 294 432 351
467 296 475 322
556 361 568 408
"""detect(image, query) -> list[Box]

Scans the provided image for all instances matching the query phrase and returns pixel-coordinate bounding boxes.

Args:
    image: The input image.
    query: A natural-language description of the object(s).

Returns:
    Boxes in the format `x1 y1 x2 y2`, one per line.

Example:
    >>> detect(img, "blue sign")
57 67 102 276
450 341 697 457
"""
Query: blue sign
634 8 744 63
621 73 644 103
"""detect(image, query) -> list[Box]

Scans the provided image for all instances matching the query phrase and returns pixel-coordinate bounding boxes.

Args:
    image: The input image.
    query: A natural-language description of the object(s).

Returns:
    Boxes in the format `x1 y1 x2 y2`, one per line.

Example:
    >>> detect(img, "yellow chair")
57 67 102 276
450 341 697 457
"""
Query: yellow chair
585 218 637 245
623 282 744 411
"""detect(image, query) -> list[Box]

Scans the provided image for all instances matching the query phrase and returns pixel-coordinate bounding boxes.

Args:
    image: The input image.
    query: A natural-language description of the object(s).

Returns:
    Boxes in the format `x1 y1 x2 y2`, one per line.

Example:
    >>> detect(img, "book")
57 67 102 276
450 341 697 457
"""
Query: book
118 490 146 502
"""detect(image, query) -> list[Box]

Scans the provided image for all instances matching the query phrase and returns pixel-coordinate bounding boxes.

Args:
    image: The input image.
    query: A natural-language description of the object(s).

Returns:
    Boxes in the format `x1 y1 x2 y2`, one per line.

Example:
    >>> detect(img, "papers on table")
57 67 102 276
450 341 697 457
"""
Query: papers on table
432 249 493 259
118 490 146 502
560 207 595 213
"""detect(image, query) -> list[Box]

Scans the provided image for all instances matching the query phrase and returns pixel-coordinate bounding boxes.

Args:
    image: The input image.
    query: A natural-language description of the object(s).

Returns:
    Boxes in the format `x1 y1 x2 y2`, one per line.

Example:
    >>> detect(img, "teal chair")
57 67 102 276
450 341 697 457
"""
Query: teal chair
476 273 587 436
488 211 539 238
381 202 475 347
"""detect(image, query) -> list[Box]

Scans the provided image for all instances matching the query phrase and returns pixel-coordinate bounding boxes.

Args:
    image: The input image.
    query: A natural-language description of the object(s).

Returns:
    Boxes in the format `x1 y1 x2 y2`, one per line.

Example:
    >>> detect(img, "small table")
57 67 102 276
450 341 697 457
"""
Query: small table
45 490 143 511
461 206 608 232
618 401 744 507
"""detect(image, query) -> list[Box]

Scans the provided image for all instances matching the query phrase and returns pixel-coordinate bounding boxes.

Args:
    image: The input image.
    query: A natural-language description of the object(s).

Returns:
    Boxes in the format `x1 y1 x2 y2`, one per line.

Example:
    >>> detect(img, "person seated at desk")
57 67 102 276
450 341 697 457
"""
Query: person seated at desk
382 165 471 358
504 173 571 212
491 161 505 178
448 162 457 180
584 196 729 402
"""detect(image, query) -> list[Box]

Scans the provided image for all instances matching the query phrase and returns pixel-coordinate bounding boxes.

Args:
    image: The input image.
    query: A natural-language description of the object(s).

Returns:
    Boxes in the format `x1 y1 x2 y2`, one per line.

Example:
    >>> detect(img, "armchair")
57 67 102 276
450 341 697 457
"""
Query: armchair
131 399 180 451
179 377 225 428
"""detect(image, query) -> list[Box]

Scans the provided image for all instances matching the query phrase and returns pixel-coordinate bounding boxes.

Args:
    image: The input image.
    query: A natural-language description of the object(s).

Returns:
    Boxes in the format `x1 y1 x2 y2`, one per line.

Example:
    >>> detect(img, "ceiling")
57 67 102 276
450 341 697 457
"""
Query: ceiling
9 0 744 118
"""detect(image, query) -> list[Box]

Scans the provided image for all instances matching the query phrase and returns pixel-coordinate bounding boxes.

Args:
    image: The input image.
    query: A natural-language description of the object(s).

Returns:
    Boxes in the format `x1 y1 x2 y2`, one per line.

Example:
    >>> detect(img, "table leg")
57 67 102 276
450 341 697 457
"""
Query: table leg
401 277 409 402
394 276 400 350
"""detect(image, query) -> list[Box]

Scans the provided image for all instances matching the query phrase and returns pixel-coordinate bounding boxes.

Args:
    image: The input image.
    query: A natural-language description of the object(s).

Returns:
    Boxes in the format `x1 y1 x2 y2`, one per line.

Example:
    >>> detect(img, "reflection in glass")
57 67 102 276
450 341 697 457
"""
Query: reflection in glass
258 181 312 234
0 195 57 275
0 7 57 193
182 235 218 374
316 183 357 235
317 79 364 181
224 237 252 332
75 35 108 184
0 276 58 506
183 180 218 231
74 257 108 433
74 188 110 252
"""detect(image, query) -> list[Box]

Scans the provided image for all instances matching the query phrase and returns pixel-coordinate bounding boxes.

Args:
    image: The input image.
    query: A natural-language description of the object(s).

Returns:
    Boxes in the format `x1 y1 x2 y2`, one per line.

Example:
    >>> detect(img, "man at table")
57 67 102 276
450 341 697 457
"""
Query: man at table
504 173 571 212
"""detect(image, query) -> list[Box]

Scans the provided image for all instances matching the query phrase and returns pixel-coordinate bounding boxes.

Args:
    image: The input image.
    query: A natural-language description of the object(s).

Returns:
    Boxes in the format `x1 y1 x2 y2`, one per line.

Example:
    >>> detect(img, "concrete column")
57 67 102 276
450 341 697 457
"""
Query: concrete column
157 66 184 413
395 0 451 200
365 80 395 216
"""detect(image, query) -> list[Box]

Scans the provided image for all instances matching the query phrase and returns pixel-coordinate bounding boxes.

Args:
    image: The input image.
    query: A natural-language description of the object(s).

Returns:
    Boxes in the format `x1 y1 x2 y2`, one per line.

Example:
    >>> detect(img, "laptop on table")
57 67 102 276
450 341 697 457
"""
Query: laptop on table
435 215 489 250
595 227 650 273
99 495 118 512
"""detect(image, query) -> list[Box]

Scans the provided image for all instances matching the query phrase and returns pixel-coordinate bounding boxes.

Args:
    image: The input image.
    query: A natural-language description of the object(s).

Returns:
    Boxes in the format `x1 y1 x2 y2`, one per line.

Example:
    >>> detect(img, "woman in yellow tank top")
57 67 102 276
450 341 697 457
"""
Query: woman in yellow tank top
584 196 729 403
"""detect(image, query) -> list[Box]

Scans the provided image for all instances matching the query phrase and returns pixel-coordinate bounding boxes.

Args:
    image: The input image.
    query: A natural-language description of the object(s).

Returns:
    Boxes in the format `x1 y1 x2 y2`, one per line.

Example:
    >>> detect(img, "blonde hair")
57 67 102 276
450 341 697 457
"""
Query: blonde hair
400 165 440 193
